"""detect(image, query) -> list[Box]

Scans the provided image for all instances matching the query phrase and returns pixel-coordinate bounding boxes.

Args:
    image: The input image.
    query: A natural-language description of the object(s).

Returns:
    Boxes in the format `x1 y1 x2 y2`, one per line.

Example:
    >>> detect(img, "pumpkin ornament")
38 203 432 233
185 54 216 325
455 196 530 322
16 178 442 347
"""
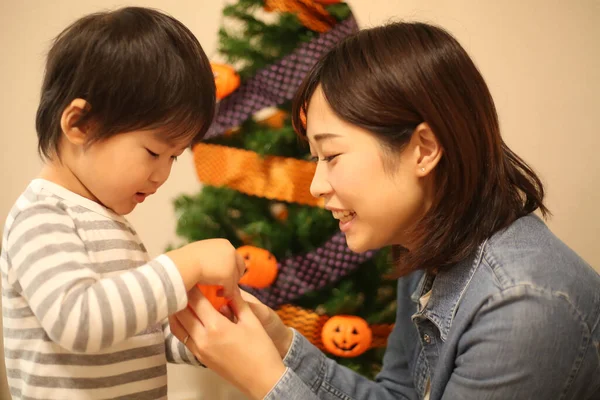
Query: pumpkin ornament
194 246 277 311
322 315 372 357
237 245 279 288
196 284 229 310
211 62 240 100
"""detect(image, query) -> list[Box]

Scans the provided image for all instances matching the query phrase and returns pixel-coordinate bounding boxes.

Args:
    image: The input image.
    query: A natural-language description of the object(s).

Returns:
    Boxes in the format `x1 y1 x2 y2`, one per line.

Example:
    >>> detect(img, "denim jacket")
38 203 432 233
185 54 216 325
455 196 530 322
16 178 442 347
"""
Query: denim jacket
265 215 600 400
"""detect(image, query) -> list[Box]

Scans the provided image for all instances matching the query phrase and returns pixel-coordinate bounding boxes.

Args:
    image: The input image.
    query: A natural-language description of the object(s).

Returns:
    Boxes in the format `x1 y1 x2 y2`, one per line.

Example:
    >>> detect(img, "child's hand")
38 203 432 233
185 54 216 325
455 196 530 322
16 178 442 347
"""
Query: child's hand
167 239 246 298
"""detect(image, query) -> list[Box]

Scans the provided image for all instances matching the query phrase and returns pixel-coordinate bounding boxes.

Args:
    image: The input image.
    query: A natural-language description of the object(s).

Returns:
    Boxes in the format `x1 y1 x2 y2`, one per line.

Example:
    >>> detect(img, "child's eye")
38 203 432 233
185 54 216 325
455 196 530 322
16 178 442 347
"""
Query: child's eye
146 149 160 158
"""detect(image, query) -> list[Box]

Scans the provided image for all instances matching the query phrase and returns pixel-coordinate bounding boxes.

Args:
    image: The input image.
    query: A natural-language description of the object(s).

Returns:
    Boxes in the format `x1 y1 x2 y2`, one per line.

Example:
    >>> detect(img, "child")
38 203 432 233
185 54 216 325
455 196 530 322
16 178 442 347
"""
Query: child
1 7 244 399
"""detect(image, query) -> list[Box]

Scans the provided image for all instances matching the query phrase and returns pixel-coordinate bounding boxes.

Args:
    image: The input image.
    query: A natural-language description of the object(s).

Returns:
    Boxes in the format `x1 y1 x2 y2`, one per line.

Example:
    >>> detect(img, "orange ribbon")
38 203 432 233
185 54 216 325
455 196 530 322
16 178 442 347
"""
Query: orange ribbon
193 143 323 207
264 0 337 33
276 304 394 351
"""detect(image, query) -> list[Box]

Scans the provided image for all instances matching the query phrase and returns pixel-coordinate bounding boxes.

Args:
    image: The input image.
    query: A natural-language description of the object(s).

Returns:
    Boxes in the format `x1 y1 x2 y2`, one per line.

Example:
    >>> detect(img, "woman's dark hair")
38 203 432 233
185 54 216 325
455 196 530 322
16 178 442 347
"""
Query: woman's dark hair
292 21 548 276
36 6 216 159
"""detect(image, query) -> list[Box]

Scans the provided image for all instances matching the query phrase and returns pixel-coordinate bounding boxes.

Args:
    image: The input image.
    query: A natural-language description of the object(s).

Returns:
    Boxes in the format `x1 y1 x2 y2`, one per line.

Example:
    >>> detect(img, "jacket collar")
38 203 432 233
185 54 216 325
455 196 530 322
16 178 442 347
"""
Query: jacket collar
411 240 487 341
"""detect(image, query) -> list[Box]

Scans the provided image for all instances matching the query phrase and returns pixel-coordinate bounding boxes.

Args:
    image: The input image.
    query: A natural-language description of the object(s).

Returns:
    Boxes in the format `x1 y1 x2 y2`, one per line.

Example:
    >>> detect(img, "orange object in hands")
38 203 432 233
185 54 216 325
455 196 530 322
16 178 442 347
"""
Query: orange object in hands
237 246 278 288
196 284 229 310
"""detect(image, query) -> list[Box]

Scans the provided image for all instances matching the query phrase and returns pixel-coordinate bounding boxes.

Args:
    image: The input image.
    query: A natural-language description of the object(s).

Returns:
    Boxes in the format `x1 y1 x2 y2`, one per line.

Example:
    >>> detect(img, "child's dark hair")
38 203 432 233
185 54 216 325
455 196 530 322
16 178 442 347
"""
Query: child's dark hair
36 7 216 159
293 22 548 276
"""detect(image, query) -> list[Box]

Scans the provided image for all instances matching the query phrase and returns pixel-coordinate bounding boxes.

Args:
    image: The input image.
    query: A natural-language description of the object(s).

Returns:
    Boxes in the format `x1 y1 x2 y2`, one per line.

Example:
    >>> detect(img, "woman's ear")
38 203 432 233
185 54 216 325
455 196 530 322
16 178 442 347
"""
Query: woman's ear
60 98 91 146
412 122 442 176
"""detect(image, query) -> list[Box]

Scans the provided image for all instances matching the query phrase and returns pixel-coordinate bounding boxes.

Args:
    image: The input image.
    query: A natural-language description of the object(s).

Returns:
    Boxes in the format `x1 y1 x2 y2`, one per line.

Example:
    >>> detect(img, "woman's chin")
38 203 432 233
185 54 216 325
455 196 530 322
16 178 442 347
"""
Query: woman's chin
345 235 372 254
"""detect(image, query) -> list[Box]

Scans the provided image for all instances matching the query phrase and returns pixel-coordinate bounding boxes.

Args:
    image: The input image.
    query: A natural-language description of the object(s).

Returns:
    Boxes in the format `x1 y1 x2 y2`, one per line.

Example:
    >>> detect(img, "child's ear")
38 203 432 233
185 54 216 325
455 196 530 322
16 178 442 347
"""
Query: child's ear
60 98 92 145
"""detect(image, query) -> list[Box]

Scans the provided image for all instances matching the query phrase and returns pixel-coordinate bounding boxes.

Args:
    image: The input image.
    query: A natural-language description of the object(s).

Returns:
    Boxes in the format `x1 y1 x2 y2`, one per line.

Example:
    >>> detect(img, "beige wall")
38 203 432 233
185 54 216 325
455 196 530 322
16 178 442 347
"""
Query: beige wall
1 0 598 398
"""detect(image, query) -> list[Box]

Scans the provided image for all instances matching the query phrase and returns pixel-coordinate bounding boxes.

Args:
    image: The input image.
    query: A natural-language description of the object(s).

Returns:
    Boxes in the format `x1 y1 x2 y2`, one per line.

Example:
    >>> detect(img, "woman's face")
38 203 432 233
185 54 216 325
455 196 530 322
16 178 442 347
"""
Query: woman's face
306 87 432 253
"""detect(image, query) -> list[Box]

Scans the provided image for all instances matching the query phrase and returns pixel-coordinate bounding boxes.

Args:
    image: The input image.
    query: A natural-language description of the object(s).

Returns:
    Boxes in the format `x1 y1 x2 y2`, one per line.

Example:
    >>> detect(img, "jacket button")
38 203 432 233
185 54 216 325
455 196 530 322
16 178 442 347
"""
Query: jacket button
423 334 431 344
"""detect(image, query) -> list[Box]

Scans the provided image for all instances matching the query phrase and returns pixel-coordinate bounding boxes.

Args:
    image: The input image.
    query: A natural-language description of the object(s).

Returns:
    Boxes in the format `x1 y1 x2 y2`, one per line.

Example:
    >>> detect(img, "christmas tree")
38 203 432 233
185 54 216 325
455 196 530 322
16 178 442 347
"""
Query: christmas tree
172 0 397 379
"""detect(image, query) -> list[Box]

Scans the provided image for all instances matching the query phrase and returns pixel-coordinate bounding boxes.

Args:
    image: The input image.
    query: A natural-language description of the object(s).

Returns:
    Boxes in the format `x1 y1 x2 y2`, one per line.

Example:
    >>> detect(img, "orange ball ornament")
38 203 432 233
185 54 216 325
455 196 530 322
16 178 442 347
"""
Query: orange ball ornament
237 245 278 288
211 62 241 100
195 284 229 310
321 315 372 357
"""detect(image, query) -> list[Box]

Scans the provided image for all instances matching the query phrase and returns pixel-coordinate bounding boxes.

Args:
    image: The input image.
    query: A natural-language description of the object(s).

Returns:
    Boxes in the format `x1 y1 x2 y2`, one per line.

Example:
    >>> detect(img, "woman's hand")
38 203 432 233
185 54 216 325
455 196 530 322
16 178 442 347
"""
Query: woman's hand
238 290 294 359
170 287 287 400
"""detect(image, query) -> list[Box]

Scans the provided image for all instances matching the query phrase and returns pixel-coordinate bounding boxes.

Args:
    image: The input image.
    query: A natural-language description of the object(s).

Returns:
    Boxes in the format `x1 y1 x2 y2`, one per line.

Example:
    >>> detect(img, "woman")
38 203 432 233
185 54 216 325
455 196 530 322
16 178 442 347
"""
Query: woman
170 22 600 400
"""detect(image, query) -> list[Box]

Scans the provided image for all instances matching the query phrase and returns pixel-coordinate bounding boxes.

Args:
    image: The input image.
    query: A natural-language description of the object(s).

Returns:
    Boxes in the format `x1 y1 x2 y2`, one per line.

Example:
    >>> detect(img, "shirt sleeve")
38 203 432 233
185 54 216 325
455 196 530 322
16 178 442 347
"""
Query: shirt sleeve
264 328 417 400
162 320 204 367
4 202 188 353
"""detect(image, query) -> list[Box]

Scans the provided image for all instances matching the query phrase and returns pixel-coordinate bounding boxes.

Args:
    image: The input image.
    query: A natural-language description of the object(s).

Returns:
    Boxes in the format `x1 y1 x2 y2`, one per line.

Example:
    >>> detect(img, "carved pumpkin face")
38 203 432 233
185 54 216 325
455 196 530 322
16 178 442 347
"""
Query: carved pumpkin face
237 245 278 288
211 62 240 100
322 315 372 357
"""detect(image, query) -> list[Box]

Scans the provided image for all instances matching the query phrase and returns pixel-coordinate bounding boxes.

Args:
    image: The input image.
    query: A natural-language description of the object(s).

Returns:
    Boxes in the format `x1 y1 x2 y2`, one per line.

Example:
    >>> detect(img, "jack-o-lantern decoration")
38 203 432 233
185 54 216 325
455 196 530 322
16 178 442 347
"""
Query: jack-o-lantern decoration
237 245 278 288
211 62 240 100
196 284 229 310
322 315 372 357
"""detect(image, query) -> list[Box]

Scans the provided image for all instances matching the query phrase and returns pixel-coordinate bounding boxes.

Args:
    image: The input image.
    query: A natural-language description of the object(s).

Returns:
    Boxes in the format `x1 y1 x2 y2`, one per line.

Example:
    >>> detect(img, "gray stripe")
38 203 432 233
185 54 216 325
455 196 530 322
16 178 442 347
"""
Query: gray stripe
92 284 114 349
10 223 74 259
110 384 168 400
131 270 157 325
86 239 145 252
72 289 91 352
71 205 95 214
6 365 166 389
95 259 146 274
74 219 130 232
112 385 167 400
4 343 164 365
35 282 70 321
16 242 85 280
177 341 192 364
71 205 115 215
113 276 138 338
22 188 42 203
8 205 24 221
3 327 49 340
9 386 166 400
149 260 178 314
164 334 177 363
2 306 34 318
23 262 89 298
49 284 90 345
2 288 22 299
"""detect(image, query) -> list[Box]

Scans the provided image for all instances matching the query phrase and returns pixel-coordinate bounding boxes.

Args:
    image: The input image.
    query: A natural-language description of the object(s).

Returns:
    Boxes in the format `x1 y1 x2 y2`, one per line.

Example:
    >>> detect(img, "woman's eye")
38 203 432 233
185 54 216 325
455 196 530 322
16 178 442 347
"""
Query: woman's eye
309 154 340 163
146 149 159 158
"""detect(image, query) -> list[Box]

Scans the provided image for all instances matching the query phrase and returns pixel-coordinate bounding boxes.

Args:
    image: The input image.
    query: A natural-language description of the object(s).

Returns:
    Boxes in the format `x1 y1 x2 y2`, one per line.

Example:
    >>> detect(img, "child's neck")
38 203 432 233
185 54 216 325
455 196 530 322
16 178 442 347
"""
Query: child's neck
39 162 99 204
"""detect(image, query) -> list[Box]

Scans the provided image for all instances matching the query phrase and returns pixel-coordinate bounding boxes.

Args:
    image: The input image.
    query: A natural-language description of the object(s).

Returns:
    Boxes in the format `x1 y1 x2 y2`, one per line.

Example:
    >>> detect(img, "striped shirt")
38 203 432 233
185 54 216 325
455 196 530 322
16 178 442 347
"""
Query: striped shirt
1 179 200 399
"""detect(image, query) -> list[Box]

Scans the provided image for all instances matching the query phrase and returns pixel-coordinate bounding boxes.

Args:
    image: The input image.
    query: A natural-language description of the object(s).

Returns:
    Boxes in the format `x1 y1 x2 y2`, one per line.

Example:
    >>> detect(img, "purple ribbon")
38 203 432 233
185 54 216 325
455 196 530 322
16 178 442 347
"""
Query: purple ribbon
204 16 359 139
245 232 376 308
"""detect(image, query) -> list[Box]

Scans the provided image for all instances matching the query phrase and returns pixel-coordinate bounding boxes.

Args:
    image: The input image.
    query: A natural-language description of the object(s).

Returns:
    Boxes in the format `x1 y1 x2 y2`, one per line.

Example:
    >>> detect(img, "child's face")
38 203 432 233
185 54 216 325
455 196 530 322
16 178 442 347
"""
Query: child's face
73 129 188 215
306 87 428 253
